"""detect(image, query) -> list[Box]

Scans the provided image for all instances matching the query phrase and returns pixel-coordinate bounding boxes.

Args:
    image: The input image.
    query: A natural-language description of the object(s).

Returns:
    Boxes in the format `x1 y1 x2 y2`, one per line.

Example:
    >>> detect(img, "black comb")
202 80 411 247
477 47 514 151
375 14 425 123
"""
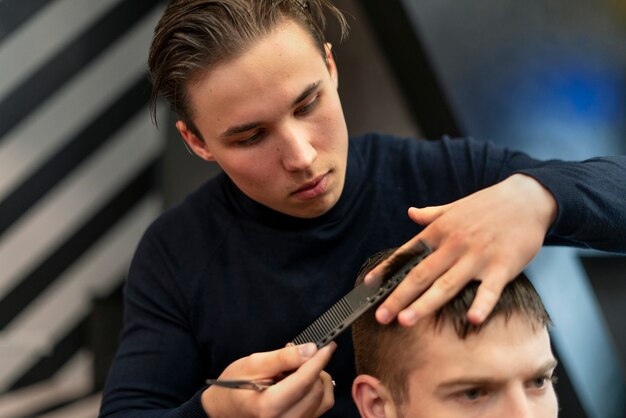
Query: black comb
291 240 432 348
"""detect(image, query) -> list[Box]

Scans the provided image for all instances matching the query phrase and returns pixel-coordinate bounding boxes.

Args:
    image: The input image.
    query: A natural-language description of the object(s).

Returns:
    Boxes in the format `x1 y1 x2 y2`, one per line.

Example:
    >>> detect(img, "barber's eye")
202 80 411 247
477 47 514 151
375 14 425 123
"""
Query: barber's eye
295 95 319 115
237 130 265 146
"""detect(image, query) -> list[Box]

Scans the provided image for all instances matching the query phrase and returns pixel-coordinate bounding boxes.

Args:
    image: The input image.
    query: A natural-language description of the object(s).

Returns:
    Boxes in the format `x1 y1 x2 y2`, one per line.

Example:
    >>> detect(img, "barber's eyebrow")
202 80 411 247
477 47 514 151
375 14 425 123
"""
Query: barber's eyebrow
220 81 322 138
292 80 321 106
221 121 262 138
437 358 558 389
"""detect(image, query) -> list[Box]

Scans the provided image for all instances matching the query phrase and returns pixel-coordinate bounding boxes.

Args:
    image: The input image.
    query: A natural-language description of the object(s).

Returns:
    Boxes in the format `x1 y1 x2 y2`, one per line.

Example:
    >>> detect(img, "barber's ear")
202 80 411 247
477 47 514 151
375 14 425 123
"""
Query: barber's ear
352 375 398 418
324 42 338 88
176 120 215 161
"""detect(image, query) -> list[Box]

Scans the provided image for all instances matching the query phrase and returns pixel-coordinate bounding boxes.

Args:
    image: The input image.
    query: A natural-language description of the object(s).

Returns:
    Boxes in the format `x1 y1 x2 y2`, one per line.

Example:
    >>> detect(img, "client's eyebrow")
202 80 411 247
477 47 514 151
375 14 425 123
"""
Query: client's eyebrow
220 80 322 138
437 358 559 388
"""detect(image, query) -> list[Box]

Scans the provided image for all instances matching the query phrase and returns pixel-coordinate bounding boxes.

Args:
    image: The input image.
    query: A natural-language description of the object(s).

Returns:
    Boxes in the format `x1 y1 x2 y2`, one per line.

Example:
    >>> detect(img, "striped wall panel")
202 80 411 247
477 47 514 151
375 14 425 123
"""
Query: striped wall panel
0 0 167 409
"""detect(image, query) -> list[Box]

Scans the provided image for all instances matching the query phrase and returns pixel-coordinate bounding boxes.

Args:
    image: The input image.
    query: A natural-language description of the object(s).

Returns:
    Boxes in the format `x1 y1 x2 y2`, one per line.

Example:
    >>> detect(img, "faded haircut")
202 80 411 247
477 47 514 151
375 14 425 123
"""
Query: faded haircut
148 0 349 138
351 248 551 406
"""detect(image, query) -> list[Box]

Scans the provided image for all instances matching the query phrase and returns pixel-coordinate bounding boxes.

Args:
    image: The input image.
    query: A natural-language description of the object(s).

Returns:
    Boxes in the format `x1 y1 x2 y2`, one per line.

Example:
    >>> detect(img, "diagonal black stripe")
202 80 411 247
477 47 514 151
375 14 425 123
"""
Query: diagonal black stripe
0 0 163 142
0 76 151 237
0 162 157 330
7 281 123 398
360 0 464 138
0 0 54 45
91 283 125 391
9 318 87 391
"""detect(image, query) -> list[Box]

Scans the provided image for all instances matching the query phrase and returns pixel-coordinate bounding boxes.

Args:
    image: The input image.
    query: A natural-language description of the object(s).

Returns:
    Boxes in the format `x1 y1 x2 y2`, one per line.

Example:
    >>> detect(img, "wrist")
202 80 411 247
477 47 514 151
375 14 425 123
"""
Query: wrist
509 173 558 230
201 385 220 418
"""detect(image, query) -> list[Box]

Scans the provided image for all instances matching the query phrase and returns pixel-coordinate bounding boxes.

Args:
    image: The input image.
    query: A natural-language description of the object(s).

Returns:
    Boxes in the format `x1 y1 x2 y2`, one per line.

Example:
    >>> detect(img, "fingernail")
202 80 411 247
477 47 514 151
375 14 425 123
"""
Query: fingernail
376 307 390 323
298 343 317 358
400 310 417 326
468 308 485 324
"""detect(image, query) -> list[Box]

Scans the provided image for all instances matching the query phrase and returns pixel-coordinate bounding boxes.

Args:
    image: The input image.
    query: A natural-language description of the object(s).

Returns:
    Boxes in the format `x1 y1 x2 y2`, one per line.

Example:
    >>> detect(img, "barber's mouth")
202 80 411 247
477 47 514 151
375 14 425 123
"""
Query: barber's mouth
292 173 330 200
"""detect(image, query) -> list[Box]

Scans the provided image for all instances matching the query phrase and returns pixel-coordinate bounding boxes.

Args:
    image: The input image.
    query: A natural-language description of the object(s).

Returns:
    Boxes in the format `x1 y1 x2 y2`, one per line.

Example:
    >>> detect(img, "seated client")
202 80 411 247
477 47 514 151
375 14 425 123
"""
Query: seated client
351 249 558 418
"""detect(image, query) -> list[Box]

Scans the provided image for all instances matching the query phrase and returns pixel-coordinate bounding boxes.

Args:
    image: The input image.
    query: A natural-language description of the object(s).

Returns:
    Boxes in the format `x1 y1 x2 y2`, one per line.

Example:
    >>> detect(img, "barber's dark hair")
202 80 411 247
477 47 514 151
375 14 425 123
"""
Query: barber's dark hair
148 0 348 137
351 248 551 407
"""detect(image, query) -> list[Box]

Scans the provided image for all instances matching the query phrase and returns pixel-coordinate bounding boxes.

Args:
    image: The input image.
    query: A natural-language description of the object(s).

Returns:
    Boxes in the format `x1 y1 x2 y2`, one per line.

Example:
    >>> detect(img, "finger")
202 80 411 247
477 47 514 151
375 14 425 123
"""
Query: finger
374 243 458 324
314 372 336 416
407 205 447 226
396 256 481 326
287 372 335 418
364 232 439 286
242 343 318 378
289 371 335 417
266 343 336 410
467 273 510 325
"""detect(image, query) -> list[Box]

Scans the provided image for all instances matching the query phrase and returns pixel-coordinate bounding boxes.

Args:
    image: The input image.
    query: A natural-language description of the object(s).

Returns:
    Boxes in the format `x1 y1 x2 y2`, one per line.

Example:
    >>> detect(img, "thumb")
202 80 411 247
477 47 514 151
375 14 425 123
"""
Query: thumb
243 343 318 377
408 205 446 226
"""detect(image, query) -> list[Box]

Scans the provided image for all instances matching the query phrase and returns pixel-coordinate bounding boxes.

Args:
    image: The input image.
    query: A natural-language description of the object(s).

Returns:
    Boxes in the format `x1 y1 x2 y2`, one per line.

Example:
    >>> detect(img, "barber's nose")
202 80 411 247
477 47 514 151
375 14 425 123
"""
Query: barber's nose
280 126 317 171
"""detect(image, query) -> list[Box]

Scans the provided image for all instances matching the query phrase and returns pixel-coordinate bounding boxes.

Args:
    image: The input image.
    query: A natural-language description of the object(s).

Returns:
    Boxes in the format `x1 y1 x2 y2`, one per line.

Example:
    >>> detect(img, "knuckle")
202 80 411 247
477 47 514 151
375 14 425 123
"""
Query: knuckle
384 292 401 307
405 269 427 287
321 393 335 413
472 235 493 254
434 275 456 293
246 352 265 369
447 230 468 248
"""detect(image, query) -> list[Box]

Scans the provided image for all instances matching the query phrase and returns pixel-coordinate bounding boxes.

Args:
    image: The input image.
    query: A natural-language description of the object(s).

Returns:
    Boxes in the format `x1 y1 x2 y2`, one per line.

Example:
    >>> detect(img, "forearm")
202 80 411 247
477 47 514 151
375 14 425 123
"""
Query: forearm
517 156 626 252
100 390 208 418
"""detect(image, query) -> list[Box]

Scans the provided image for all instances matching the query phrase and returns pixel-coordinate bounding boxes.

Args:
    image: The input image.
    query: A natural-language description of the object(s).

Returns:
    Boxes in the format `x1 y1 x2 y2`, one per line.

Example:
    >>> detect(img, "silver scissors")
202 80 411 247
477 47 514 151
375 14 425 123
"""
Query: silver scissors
205 378 276 392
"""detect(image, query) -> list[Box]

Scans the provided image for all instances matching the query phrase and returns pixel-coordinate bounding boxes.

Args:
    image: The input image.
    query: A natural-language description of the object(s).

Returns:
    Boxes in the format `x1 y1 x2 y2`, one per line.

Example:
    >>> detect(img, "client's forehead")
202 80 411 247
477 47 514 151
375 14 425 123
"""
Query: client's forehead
409 313 553 385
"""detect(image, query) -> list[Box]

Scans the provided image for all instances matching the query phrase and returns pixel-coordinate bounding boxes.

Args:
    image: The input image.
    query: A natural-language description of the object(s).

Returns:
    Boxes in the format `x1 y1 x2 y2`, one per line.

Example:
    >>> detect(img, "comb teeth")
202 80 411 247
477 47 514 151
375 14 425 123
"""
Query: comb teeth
291 241 432 348
292 297 352 346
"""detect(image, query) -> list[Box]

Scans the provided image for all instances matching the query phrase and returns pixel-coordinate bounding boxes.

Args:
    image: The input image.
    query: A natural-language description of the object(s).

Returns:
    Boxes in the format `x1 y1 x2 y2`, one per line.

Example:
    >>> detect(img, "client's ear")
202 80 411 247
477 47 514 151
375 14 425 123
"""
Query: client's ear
352 375 398 418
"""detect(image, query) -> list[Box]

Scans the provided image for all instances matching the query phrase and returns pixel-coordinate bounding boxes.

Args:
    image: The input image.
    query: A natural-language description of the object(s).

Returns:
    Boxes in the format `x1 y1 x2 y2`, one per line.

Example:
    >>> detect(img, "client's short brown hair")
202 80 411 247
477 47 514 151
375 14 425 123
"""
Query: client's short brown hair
351 249 551 406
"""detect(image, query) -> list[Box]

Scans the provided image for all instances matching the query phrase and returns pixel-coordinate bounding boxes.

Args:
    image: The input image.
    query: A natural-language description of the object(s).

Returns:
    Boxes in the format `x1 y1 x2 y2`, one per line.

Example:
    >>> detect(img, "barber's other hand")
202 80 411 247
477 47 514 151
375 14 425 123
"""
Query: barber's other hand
201 342 336 418
366 174 557 326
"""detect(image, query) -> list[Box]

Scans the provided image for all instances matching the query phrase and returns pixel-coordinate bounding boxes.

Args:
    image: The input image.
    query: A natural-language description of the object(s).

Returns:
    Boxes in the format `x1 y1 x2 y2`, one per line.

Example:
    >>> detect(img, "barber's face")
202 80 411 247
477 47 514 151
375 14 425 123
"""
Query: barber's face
402 315 558 418
177 19 348 218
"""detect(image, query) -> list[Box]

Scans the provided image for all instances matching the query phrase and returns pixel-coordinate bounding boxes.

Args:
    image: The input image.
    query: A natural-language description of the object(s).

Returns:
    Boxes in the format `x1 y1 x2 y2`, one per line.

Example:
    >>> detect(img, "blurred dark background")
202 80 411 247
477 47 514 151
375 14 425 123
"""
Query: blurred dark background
0 0 624 416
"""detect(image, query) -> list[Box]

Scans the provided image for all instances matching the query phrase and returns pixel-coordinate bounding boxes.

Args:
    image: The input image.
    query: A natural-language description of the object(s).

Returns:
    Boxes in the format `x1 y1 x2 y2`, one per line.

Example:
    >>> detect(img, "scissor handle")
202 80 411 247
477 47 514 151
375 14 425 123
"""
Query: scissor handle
205 378 275 392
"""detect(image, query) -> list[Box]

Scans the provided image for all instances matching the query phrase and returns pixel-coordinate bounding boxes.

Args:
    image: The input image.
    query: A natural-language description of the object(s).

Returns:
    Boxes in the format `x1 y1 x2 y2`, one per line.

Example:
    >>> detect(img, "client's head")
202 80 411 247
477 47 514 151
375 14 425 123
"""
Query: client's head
351 249 558 418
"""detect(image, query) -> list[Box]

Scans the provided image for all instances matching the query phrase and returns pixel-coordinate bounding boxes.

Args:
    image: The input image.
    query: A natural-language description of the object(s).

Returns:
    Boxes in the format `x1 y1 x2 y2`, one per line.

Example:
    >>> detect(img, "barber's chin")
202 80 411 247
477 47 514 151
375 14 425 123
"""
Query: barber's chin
291 202 333 219
291 193 341 219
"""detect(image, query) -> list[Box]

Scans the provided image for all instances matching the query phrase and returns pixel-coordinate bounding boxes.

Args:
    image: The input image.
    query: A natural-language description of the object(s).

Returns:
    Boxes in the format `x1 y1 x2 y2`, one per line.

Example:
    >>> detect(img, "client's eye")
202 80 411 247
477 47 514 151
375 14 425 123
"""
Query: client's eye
530 373 557 389
532 376 547 388
460 388 485 401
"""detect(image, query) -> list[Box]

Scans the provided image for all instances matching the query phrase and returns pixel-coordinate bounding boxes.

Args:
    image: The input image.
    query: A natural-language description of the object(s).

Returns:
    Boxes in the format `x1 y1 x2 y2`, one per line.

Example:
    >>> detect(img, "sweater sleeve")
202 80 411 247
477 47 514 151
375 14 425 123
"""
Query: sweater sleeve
431 136 626 252
99 225 210 418
517 156 626 252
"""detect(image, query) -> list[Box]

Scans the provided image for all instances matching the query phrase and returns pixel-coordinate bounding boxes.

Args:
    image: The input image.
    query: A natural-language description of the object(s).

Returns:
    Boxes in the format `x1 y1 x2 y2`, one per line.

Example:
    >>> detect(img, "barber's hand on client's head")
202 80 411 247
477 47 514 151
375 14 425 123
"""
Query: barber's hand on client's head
201 342 337 418
366 174 557 327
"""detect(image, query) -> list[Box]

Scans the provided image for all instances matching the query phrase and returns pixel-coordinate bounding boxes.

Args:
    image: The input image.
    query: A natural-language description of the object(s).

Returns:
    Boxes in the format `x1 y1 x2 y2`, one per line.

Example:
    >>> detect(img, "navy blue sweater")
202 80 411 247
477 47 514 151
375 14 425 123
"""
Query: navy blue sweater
100 134 626 417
